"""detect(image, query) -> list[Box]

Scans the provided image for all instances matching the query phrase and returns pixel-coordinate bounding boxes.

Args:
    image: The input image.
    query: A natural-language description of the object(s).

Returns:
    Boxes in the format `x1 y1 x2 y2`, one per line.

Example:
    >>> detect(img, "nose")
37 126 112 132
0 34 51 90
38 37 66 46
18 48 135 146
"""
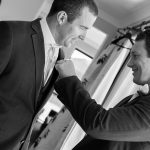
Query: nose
79 29 87 41
127 57 133 68
78 35 85 40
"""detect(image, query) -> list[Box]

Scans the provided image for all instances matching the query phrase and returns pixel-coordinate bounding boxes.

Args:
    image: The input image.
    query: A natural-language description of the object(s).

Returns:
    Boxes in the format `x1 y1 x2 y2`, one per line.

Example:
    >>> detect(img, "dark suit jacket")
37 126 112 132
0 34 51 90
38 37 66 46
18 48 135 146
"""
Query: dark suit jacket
0 19 63 150
55 76 150 150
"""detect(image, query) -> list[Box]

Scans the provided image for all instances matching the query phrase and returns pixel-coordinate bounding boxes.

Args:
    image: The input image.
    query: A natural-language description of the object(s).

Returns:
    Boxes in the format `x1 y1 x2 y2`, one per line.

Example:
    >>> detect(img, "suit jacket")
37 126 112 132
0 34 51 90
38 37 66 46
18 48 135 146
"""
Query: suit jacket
0 19 63 150
54 76 150 150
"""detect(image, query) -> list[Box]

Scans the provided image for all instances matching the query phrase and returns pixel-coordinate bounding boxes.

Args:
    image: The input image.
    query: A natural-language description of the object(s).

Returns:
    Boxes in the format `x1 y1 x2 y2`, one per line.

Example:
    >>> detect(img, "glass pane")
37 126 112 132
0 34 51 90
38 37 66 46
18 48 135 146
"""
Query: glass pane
84 27 107 50
71 50 92 79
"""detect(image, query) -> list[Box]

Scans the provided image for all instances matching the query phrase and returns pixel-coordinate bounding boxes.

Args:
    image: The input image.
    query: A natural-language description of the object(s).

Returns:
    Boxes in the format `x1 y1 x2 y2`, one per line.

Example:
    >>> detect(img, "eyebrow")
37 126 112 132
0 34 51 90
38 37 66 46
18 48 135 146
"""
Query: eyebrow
130 51 139 56
131 51 135 54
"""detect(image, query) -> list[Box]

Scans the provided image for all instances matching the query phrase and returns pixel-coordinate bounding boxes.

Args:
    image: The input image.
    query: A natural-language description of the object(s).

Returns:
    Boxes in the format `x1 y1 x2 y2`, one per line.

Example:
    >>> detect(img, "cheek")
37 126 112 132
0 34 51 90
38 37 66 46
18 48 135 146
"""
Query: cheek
60 25 73 38
139 62 150 82
68 25 81 36
65 29 79 42
143 67 150 79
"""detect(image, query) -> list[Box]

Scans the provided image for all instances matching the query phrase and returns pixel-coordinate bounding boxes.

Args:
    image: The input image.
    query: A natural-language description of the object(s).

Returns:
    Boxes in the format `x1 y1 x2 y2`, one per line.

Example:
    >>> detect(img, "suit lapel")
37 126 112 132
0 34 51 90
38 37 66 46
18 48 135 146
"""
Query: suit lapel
43 48 65 89
31 19 45 109
36 48 65 111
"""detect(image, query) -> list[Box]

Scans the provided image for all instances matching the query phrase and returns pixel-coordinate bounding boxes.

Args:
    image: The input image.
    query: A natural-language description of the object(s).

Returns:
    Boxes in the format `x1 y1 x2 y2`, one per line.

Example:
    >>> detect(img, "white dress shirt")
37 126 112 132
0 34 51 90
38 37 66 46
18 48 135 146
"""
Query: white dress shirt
40 18 61 85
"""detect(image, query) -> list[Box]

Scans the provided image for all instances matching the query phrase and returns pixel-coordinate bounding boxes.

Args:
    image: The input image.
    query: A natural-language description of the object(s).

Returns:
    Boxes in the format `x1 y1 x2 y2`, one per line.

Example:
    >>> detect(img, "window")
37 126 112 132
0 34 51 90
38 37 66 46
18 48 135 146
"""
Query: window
75 27 107 58
71 27 107 78
71 50 92 79
85 27 107 50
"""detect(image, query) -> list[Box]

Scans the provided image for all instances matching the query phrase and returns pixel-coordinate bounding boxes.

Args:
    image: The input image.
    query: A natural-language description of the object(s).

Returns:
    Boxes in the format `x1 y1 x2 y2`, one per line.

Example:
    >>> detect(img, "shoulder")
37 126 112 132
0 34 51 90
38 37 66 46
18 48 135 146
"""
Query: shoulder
0 20 33 34
115 95 133 107
0 20 31 27
0 21 12 46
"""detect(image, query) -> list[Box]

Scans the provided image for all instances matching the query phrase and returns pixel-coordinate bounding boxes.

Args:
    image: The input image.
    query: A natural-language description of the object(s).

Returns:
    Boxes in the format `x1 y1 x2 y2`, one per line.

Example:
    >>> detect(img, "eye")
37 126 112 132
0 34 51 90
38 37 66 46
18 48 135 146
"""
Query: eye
130 51 139 59
80 25 88 31
133 54 139 59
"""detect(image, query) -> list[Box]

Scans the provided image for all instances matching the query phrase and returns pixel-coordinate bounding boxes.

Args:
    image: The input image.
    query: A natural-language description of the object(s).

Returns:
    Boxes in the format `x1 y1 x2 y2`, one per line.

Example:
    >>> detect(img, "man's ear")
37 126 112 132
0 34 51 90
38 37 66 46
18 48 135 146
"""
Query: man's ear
57 11 68 25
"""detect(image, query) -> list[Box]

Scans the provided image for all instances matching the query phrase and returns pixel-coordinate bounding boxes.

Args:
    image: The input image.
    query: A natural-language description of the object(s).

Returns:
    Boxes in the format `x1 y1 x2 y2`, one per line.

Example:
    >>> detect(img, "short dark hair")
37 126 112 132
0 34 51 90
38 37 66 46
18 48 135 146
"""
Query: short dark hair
48 0 98 23
135 30 150 57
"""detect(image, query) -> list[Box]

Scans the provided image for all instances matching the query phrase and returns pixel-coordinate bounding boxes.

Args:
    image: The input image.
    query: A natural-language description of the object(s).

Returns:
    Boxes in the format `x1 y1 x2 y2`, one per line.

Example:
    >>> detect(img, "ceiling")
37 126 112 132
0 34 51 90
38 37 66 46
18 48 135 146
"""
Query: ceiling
95 0 150 27
1 0 150 28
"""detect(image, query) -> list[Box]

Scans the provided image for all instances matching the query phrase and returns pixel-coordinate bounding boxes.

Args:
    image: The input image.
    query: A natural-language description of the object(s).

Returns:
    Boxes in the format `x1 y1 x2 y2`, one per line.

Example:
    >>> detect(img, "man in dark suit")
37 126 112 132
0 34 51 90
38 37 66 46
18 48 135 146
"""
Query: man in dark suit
55 29 150 150
0 0 98 149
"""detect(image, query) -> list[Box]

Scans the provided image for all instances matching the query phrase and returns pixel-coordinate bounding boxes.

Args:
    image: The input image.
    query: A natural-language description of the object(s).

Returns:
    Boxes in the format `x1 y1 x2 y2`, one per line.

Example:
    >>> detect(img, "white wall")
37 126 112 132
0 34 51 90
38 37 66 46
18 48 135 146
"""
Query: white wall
121 4 150 28
98 8 121 28
0 0 45 20
94 17 117 59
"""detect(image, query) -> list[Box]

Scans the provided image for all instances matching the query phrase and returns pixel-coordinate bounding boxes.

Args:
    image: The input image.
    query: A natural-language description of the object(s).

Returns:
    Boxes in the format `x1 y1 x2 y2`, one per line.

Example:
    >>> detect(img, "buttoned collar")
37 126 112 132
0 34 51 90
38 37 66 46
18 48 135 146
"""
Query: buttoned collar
40 17 62 48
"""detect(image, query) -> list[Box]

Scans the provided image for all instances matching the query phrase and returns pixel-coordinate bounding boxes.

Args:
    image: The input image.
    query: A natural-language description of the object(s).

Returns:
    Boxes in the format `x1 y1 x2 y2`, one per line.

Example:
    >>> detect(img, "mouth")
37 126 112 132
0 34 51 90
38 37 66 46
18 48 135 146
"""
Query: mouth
69 39 78 46
132 68 138 75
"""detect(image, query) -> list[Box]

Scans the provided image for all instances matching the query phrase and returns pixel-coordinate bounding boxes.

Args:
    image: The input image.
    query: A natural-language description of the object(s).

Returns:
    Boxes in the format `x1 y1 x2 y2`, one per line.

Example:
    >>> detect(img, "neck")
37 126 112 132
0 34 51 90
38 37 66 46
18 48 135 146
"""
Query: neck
46 16 59 44
148 84 150 94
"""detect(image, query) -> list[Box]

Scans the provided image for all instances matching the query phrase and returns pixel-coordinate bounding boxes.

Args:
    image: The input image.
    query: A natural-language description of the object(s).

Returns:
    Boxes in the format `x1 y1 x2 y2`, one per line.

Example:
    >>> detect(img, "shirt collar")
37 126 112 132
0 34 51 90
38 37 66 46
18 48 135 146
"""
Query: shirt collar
40 17 62 48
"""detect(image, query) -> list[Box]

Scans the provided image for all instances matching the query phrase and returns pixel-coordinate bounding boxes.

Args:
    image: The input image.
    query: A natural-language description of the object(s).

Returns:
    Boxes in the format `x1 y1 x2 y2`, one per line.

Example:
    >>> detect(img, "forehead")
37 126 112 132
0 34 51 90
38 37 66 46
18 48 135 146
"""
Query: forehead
72 7 97 28
131 40 148 56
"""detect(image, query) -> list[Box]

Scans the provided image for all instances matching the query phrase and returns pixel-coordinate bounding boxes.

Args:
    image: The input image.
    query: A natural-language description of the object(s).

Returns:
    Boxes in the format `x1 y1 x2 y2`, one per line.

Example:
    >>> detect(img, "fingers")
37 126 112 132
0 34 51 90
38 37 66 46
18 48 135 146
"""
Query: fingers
56 59 71 64
56 60 64 64
55 59 76 78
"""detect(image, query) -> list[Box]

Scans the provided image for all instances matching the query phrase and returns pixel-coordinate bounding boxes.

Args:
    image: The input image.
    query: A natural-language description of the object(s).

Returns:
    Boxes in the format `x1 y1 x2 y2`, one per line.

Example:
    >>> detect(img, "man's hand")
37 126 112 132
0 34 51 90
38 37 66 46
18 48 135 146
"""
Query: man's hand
55 59 76 79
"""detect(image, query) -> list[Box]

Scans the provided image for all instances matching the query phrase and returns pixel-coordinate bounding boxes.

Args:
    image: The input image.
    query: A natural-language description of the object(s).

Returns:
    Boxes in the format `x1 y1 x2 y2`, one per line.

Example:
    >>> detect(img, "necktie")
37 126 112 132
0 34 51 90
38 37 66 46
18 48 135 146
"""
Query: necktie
44 44 56 85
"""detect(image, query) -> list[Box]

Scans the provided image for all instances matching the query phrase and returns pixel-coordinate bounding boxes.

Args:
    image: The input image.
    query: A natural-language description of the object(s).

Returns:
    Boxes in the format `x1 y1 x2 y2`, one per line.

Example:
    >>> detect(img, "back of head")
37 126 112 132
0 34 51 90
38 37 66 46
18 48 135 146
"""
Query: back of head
136 29 150 57
48 0 98 23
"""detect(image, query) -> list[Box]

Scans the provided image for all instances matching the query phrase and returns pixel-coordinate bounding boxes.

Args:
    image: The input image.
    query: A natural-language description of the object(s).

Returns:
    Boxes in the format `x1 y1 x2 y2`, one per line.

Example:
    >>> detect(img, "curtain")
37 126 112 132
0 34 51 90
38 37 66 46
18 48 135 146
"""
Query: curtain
93 38 133 106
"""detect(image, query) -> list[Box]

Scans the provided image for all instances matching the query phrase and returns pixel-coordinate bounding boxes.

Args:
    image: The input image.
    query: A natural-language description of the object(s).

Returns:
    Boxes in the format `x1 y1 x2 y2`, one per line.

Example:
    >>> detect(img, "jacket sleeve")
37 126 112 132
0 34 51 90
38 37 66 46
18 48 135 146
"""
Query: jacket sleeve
54 76 150 142
0 21 13 74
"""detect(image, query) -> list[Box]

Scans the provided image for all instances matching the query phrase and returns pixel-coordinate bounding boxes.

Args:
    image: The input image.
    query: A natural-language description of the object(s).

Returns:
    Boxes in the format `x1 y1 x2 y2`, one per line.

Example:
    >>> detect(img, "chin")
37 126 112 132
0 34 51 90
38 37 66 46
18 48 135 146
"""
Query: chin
64 42 72 48
133 77 140 85
133 79 145 86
